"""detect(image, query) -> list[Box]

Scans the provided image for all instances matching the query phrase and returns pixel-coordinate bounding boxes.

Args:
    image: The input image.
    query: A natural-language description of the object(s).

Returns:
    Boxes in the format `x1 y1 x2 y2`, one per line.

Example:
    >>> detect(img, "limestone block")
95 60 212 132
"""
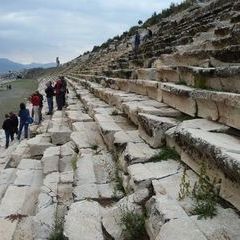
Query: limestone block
60 141 77 156
156 218 207 240
36 192 53 212
173 126 240 210
0 186 39 217
42 156 59 175
48 124 72 145
60 171 74 184
13 216 34 240
0 219 18 240
33 204 56 239
120 142 158 171
127 160 182 190
18 159 42 170
138 106 181 118
57 183 73 205
102 194 142 240
161 83 196 116
146 196 188 240
73 183 115 201
138 113 178 148
0 168 16 199
217 102 240 129
27 134 53 157
14 169 42 187
191 208 240 240
43 172 59 195
71 122 105 149
113 130 143 153
75 154 96 185
43 146 60 157
64 201 104 240
94 114 122 149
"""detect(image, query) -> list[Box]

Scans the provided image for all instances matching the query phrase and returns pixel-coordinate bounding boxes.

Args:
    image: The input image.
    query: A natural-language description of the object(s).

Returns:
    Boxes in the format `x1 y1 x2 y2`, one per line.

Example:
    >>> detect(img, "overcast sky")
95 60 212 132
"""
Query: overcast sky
0 0 182 64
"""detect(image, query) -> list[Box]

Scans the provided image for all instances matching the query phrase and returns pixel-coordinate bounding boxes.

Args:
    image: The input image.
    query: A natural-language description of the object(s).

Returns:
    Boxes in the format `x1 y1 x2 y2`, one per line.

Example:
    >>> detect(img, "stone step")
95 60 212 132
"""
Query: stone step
71 122 106 149
148 168 240 240
64 200 104 240
161 82 240 129
166 118 240 210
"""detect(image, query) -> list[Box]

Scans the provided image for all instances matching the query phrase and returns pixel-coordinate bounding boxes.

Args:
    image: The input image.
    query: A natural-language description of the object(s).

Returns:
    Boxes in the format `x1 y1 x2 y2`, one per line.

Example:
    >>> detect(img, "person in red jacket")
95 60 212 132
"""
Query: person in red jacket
54 77 64 110
30 92 41 124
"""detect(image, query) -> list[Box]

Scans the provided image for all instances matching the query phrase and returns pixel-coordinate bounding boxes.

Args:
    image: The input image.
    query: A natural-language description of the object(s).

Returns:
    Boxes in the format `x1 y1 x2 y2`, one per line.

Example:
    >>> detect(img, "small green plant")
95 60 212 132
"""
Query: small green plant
178 168 191 200
111 109 119 116
191 162 219 219
149 147 180 162
71 154 78 171
49 212 67 240
90 144 99 151
176 79 187 85
176 114 194 122
119 207 146 240
194 75 207 89
113 164 125 196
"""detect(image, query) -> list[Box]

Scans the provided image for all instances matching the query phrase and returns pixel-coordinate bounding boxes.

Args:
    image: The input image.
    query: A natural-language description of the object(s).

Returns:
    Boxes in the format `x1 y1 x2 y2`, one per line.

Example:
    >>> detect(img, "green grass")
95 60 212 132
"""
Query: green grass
0 79 38 126
71 154 78 171
49 212 67 240
149 147 180 162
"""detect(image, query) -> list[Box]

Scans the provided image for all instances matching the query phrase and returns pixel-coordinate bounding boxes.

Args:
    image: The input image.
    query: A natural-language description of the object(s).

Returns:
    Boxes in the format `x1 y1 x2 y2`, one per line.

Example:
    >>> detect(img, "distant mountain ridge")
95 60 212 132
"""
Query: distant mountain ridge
0 58 55 73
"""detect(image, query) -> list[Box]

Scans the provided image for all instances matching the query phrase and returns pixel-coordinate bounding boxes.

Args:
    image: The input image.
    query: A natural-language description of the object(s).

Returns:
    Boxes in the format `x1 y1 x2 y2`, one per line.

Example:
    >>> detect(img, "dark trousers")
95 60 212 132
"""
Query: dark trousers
17 122 29 140
4 130 11 148
47 97 53 113
56 94 63 110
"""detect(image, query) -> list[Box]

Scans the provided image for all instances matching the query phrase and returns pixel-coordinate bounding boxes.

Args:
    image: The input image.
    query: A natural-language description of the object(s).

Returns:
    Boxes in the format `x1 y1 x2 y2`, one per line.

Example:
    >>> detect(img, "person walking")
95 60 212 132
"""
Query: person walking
133 31 141 57
36 91 43 122
17 103 30 140
30 92 41 124
60 76 67 107
9 112 18 140
45 81 54 115
54 77 64 110
2 114 13 149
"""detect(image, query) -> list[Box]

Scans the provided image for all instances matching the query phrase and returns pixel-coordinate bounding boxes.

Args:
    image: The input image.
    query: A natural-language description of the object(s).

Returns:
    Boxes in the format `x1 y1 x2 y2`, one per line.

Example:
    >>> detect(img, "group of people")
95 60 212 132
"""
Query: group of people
1 76 68 149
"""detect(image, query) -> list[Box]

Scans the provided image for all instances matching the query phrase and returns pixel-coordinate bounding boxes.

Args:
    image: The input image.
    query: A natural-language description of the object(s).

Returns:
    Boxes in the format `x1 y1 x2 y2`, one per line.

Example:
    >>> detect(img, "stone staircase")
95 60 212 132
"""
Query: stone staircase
1 0 240 239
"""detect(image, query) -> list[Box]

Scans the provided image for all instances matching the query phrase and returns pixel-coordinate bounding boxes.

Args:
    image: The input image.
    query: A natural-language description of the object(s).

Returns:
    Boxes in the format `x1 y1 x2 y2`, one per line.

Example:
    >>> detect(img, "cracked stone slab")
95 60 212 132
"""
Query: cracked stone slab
64 201 104 240
138 113 178 148
127 160 183 190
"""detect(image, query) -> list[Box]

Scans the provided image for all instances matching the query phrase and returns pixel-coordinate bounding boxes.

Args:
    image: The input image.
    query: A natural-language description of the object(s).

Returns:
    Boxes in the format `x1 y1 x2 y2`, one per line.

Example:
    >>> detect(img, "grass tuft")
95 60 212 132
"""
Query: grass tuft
120 208 147 240
71 154 78 171
149 147 180 162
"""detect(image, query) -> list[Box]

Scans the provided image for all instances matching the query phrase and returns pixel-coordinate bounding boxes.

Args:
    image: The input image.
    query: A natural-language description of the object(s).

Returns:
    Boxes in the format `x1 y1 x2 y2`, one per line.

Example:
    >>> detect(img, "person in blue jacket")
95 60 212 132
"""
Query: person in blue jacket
17 103 30 140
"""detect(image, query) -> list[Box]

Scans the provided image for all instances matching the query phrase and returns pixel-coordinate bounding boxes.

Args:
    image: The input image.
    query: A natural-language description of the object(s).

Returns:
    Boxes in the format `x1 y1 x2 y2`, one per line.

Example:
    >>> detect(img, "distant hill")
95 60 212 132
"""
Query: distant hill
0 58 55 73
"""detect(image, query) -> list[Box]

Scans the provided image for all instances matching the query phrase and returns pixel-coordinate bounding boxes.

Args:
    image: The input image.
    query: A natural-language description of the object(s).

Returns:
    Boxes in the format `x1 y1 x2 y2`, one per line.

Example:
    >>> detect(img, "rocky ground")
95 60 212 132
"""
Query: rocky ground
0 74 239 240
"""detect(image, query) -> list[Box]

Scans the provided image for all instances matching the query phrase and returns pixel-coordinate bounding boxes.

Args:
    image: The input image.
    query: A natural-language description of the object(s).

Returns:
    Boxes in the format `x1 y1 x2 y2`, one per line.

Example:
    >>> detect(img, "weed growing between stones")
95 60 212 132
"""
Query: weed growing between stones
176 114 194 122
191 162 219 219
113 164 126 196
49 212 67 240
119 207 147 240
149 147 180 162
178 168 191 200
90 144 99 151
71 154 78 171
111 109 119 116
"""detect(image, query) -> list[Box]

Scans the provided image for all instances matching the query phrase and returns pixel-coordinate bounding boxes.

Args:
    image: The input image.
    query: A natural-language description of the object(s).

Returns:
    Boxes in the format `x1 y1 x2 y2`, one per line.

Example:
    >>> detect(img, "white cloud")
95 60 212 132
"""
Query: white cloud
0 0 182 63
